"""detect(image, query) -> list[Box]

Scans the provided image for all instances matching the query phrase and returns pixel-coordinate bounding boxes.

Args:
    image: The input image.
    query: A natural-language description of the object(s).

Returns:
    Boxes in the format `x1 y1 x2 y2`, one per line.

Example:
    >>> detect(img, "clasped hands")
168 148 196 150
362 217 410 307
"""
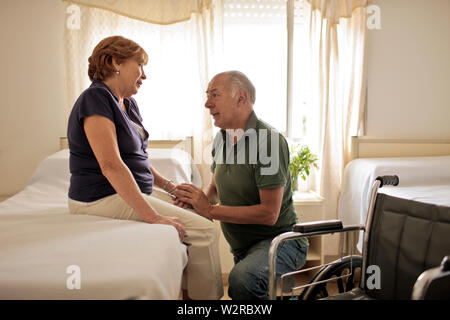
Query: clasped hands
170 184 213 220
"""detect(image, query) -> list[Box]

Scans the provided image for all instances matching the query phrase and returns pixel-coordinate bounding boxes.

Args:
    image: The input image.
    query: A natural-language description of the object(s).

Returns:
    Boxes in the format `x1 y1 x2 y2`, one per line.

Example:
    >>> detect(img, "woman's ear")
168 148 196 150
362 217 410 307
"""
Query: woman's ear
111 57 121 74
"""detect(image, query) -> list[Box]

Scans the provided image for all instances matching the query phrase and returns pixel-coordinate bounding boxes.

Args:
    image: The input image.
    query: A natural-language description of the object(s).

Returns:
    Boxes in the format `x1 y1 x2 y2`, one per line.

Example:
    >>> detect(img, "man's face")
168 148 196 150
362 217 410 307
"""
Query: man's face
205 75 240 129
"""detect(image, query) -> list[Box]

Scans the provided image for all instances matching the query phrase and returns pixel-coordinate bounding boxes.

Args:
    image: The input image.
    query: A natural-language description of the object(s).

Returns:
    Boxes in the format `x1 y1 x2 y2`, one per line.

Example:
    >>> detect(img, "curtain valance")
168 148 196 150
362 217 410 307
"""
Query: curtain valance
65 0 212 25
306 0 369 24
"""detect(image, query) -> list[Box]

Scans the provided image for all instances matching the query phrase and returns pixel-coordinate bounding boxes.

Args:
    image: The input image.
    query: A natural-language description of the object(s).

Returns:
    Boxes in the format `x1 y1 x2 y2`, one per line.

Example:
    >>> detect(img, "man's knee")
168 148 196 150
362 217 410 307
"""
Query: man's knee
228 261 268 300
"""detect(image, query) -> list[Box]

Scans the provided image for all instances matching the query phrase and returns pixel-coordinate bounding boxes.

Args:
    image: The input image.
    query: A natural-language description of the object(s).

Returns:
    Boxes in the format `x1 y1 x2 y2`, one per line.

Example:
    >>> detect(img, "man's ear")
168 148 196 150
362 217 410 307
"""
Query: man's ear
237 89 248 105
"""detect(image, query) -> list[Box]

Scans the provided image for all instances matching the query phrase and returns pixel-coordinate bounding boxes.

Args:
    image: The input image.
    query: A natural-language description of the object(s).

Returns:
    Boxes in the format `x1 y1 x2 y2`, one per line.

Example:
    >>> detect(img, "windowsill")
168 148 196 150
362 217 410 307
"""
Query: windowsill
293 190 324 205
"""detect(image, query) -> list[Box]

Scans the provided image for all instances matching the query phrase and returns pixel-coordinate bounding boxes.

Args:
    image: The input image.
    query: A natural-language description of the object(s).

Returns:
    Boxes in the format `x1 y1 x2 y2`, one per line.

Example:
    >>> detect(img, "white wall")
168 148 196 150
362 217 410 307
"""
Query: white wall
0 0 66 195
366 0 450 138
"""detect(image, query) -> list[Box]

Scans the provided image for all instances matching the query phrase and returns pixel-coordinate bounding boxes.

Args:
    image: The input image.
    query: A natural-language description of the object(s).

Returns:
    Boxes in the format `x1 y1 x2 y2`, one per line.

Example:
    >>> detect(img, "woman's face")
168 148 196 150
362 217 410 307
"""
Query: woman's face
117 56 146 98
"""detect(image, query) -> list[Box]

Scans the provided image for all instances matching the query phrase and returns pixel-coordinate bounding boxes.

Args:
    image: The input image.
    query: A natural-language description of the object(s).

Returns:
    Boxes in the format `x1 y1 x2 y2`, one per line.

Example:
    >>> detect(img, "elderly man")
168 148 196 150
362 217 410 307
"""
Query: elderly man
175 71 309 300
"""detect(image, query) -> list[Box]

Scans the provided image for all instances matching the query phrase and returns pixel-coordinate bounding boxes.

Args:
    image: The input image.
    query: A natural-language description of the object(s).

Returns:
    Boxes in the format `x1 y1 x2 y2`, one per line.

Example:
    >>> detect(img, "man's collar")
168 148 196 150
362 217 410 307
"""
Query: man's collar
220 111 258 139
245 111 257 131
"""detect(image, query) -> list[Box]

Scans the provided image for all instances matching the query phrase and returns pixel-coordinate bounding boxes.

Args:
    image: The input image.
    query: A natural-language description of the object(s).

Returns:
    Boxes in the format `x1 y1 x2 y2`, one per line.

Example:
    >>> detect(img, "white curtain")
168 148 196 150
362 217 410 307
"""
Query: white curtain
305 0 369 255
63 0 224 187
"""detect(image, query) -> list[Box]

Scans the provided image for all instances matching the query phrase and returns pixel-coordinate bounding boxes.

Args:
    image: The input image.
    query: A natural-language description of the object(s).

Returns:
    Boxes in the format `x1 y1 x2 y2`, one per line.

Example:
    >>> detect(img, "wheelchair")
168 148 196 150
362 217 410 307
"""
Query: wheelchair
268 175 450 300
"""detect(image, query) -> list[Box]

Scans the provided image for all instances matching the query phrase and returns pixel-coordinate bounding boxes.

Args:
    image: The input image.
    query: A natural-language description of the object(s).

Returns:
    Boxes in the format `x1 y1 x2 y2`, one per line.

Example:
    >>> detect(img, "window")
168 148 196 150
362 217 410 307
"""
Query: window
66 1 314 144
222 0 314 145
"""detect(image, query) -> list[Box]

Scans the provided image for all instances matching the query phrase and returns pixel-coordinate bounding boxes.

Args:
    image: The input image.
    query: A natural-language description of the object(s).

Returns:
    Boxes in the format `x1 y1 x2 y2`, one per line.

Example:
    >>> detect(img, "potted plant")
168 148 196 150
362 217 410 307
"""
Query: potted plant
289 144 319 192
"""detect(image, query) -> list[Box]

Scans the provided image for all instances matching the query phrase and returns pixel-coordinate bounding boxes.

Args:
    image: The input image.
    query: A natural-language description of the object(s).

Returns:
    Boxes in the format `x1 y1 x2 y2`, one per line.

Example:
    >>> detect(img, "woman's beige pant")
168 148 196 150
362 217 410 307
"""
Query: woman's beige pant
68 188 223 300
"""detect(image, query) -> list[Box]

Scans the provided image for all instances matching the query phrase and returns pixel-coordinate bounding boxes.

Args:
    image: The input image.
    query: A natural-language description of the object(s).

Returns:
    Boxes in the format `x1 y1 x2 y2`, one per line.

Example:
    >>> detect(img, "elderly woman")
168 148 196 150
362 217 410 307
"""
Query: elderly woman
67 36 223 300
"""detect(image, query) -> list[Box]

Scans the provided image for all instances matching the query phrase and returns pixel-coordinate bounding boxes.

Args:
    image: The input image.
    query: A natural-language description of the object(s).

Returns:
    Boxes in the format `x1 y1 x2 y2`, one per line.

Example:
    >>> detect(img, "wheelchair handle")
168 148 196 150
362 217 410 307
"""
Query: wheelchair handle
441 255 450 272
376 175 399 187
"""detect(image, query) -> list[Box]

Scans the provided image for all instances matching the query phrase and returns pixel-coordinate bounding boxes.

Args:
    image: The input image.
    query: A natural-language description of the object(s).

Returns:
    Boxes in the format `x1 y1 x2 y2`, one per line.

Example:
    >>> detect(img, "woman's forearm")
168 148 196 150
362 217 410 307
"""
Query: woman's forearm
101 160 159 222
150 165 176 193
82 115 161 223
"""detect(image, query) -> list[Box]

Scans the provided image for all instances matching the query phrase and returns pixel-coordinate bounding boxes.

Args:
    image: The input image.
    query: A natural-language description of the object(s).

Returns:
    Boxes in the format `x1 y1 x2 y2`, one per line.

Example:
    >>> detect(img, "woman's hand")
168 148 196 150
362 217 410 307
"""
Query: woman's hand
170 188 193 209
155 175 193 210
173 184 213 219
172 197 194 210
144 214 186 242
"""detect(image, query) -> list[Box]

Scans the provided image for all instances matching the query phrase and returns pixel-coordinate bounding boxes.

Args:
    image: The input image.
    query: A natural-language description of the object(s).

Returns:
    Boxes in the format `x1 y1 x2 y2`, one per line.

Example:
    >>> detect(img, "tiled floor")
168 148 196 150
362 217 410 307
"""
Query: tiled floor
220 266 360 300
183 255 361 300
221 274 230 300
220 273 312 300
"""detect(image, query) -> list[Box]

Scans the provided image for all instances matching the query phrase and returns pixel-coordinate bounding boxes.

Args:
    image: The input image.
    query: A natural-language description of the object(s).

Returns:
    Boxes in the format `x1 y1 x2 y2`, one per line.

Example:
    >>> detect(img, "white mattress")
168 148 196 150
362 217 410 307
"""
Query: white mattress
338 155 450 252
0 150 188 299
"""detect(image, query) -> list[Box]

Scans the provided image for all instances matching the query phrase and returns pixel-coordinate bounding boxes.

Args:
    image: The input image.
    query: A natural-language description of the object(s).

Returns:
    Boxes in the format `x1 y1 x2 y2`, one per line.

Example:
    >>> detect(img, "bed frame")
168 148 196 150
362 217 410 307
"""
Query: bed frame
350 136 450 160
59 136 194 155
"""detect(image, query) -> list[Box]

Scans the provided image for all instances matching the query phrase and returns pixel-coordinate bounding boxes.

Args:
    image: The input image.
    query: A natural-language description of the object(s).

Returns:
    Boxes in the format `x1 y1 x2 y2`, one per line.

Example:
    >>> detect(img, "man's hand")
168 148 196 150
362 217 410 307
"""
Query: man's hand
169 187 193 209
173 184 213 219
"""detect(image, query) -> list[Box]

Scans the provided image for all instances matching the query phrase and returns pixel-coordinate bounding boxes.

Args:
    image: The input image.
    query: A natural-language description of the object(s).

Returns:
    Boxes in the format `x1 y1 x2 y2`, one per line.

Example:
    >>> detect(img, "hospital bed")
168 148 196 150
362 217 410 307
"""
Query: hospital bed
339 154 450 252
268 137 450 300
0 138 201 299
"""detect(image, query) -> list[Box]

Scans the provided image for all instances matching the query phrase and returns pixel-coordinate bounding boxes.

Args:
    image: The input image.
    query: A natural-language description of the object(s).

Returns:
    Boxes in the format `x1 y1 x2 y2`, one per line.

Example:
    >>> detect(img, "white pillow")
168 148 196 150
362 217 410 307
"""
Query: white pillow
28 149 70 189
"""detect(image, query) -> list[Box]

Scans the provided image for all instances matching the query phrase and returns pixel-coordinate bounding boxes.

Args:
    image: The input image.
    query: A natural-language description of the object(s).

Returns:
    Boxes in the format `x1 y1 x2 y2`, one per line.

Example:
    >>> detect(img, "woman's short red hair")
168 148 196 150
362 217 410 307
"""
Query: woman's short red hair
88 36 148 81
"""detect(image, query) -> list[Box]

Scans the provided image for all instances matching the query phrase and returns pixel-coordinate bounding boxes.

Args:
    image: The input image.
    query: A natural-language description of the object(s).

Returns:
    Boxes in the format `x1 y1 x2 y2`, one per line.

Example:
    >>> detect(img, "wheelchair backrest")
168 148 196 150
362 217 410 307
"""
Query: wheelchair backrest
364 193 450 299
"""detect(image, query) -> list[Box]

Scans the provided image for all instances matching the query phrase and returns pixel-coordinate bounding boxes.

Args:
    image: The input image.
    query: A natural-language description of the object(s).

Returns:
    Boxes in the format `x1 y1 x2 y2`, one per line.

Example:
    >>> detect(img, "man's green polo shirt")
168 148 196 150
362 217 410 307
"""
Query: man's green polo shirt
211 111 309 253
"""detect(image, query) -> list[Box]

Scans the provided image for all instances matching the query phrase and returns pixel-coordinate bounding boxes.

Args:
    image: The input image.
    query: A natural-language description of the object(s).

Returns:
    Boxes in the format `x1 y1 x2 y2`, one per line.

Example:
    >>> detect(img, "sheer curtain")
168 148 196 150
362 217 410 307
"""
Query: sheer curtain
63 0 224 187
305 0 369 255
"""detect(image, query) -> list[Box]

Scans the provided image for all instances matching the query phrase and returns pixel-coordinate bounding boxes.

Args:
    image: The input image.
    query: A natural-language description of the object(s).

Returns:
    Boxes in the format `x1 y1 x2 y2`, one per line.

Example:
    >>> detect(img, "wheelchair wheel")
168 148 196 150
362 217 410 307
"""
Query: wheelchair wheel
300 255 362 300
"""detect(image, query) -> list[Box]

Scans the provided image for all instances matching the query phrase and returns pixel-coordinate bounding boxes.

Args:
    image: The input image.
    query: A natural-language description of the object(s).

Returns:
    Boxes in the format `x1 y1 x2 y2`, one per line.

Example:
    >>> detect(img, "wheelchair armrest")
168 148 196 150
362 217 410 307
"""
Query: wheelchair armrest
412 255 450 300
293 220 343 233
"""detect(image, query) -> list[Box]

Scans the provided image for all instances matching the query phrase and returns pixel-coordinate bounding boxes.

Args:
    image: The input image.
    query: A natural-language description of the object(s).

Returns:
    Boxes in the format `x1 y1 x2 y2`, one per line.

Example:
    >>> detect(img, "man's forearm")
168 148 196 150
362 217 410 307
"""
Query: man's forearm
204 184 219 205
210 204 278 226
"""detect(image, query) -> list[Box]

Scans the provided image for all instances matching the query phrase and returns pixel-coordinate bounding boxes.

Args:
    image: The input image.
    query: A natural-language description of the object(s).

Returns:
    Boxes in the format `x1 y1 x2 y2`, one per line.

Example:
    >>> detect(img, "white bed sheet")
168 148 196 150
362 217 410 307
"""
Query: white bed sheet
338 156 450 252
0 150 188 299
378 184 450 207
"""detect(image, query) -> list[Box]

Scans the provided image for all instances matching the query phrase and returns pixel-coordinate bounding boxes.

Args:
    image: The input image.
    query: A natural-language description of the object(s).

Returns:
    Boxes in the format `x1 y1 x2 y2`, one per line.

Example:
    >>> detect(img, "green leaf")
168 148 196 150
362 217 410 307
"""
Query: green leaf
288 143 319 182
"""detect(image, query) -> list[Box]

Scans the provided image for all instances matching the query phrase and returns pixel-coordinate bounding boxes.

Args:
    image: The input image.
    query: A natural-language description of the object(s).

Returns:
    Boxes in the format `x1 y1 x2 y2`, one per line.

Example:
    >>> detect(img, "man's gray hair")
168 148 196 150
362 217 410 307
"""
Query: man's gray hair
222 71 256 106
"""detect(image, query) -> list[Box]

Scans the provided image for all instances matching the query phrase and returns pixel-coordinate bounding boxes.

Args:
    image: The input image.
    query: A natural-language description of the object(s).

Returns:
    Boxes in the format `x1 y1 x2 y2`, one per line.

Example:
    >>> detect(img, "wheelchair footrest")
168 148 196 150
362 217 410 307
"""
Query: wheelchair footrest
293 220 343 233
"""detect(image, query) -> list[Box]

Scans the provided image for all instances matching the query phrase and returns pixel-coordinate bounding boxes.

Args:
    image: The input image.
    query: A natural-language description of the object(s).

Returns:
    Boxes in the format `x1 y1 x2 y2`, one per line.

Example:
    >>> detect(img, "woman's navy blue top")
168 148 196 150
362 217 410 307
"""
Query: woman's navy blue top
67 79 153 202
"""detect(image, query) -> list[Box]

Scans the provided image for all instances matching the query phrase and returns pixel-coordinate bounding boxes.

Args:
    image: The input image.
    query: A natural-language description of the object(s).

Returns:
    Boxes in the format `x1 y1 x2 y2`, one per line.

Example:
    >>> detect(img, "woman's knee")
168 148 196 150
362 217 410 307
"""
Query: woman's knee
147 195 214 228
